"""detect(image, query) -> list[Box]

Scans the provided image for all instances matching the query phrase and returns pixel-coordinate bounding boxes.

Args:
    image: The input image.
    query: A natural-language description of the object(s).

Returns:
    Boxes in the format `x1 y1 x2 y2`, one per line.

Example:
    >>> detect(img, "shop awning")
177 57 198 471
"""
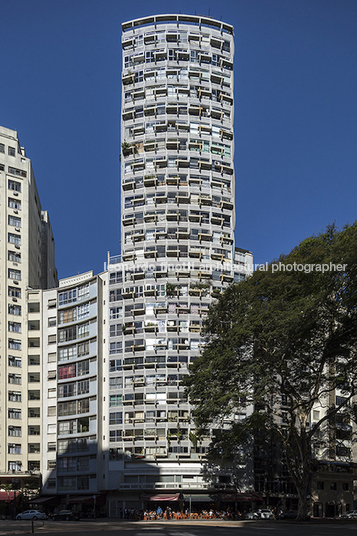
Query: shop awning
68 494 106 505
139 493 180 502
220 492 264 503
183 494 215 503
30 496 56 504
0 491 16 502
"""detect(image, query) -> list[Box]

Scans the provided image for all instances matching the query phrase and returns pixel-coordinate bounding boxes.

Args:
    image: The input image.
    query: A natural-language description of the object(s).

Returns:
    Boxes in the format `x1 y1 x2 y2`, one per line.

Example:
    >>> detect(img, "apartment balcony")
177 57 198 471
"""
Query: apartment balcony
131 232 145 243
123 291 136 300
176 269 190 279
154 230 167 240
189 324 202 333
198 88 211 99
210 36 224 48
123 325 136 335
198 125 212 135
176 194 190 205
220 200 234 210
198 195 212 206
166 104 179 114
167 324 180 333
144 288 157 297
131 270 145 280
122 73 135 85
211 252 225 262
189 287 202 297
221 273 234 283
189 213 201 223
144 324 158 333
167 248 180 257
166 176 180 186
176 159 189 168
154 123 167 133
123 181 136 191
211 215 224 226
177 229 190 239
144 175 158 187
144 249 158 259
198 231 212 241
122 252 136 262
153 195 167 205
154 269 168 279
199 52 211 63
166 140 180 150
211 73 223 85
176 305 190 314
131 162 145 172
166 211 180 221
131 307 145 316
144 213 158 223
177 342 190 350
189 249 202 258
154 87 167 97
132 125 145 136
221 235 234 245
144 141 158 152
132 89 145 100
144 105 157 116
131 343 145 352
123 216 136 226
198 270 212 279
211 109 224 121
220 94 233 105
154 306 167 315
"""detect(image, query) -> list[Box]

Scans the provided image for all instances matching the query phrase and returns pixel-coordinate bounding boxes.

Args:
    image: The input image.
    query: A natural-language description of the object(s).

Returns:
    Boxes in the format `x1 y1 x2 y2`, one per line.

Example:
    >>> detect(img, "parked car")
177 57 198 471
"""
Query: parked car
246 509 274 520
245 511 260 519
342 510 357 519
16 510 47 520
51 509 80 521
259 509 274 519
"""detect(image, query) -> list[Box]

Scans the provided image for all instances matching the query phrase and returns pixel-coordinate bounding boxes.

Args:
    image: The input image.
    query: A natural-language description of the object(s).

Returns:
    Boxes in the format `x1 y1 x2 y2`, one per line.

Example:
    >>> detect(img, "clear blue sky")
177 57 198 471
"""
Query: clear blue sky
1 0 356 279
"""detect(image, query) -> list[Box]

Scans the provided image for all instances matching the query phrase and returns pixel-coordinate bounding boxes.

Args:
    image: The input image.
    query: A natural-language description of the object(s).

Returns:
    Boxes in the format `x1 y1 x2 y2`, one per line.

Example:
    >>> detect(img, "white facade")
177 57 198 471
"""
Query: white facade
105 14 253 512
41 271 106 498
0 126 57 487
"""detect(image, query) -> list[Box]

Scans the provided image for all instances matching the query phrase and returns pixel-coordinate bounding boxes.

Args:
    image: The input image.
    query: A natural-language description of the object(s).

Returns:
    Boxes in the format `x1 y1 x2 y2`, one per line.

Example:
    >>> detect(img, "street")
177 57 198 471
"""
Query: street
1 519 357 536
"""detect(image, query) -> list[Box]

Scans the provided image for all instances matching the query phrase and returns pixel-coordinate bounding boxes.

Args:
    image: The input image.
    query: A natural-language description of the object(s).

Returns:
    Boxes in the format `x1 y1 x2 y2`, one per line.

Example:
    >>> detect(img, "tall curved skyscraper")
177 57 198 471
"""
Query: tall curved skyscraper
106 14 253 512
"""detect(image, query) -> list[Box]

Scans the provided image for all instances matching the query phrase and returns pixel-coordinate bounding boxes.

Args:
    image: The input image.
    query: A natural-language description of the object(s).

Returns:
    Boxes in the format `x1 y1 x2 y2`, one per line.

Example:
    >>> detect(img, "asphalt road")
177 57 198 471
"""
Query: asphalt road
1 519 356 536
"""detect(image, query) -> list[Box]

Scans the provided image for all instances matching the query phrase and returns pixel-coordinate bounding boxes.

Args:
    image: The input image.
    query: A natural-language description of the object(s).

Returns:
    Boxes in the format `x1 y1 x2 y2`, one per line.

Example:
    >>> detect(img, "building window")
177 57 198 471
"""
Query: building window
8 461 22 471
48 442 56 452
8 251 21 262
8 338 21 350
8 215 21 227
8 179 21 192
342 482 349 491
8 287 21 298
48 334 56 344
8 408 21 419
8 391 21 402
47 352 56 363
28 461 40 471
0 143 4 153
8 304 21 316
8 355 21 367
28 390 40 400
28 443 40 454
59 290 77 306
8 233 21 245
8 426 21 437
28 425 41 436
29 355 40 365
8 146 16 156
8 197 21 209
78 323 89 339
8 268 21 280
8 373 21 385
28 407 40 418
8 321 21 333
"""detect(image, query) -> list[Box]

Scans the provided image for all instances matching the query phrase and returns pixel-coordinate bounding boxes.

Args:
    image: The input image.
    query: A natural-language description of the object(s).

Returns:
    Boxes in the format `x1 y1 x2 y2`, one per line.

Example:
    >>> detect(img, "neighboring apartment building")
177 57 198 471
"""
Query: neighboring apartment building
103 14 254 515
41 271 107 501
0 126 57 492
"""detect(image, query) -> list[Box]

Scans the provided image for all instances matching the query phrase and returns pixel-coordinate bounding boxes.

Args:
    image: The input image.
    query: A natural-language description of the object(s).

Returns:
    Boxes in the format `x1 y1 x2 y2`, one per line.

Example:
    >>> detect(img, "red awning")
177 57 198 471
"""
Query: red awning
139 493 180 502
0 491 16 502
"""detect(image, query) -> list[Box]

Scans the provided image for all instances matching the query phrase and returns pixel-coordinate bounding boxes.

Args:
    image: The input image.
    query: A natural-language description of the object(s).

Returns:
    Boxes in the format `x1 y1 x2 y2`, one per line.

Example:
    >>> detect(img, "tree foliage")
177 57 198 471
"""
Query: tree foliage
185 223 357 519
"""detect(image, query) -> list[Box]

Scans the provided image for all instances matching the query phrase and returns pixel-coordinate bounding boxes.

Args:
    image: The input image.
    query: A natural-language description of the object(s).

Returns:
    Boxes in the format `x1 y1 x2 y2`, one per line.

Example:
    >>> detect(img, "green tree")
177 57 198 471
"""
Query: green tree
185 223 357 520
